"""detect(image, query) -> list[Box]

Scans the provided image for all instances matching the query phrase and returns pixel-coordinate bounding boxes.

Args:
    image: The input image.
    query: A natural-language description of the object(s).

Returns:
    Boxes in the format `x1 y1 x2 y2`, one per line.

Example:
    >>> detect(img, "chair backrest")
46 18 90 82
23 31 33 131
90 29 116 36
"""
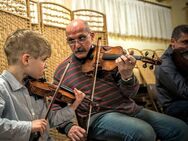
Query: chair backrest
129 48 162 112
39 2 72 82
155 48 165 58
0 0 31 73
29 0 40 31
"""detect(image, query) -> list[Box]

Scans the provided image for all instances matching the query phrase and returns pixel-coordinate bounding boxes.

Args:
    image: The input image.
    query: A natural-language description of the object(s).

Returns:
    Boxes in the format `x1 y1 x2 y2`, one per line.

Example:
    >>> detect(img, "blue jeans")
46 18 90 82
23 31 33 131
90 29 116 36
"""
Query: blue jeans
88 108 188 141
164 100 188 125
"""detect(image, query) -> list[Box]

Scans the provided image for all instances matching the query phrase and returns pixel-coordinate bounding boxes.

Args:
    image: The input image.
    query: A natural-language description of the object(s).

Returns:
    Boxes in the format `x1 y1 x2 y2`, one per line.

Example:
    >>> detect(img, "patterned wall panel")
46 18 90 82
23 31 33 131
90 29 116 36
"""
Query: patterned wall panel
0 0 30 73
39 2 72 82
30 0 40 31
0 0 28 17
73 9 108 46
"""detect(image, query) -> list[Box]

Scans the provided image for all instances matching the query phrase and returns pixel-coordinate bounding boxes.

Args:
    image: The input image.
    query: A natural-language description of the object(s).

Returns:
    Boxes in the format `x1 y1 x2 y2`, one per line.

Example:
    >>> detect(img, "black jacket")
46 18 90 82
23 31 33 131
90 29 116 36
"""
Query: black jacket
155 46 188 108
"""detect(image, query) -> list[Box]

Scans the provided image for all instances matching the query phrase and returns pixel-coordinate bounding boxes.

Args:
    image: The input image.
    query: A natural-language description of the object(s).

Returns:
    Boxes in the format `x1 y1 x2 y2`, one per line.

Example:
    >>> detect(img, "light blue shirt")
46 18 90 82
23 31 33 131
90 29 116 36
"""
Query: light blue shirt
0 70 75 141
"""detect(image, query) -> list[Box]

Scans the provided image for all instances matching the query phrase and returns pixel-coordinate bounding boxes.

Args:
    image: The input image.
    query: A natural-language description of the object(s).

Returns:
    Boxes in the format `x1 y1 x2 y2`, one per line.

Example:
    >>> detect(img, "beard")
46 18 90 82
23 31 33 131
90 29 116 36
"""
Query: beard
172 48 188 76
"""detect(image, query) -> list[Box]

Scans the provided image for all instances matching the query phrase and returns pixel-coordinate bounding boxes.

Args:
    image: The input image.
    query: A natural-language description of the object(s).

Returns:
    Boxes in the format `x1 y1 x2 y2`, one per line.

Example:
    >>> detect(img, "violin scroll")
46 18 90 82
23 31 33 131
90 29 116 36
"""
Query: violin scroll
136 51 162 70
136 55 162 66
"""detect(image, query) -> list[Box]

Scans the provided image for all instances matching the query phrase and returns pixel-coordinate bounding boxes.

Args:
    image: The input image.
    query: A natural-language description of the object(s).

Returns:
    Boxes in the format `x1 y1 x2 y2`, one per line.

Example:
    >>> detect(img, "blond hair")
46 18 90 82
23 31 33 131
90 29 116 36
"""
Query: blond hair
4 29 51 65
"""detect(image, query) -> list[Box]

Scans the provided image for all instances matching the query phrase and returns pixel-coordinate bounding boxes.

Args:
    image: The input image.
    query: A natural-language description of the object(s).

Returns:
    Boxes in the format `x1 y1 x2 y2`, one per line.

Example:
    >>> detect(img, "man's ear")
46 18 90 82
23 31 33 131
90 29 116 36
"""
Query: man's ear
90 32 95 41
170 38 176 49
21 53 30 65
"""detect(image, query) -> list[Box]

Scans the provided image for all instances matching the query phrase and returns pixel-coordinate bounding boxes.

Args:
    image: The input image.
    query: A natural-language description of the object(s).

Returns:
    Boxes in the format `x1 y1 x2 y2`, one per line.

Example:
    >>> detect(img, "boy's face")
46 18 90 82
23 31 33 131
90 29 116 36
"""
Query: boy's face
25 55 48 79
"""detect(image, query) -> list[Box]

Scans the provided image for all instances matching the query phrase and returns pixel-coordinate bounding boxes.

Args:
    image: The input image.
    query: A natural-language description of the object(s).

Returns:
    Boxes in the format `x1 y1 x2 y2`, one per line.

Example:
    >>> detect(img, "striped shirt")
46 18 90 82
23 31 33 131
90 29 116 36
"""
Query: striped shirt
54 46 141 128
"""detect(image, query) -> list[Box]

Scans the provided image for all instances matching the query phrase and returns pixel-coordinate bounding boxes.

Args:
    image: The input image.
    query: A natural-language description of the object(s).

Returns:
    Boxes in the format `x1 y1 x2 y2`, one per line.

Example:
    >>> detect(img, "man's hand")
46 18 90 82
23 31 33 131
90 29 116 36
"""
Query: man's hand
115 53 136 80
68 125 87 141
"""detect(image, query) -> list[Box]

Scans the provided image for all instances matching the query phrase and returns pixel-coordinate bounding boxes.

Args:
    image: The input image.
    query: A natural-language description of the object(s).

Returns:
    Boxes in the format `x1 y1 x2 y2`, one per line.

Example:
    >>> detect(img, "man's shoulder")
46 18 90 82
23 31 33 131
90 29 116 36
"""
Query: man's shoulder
56 56 72 68
54 55 72 79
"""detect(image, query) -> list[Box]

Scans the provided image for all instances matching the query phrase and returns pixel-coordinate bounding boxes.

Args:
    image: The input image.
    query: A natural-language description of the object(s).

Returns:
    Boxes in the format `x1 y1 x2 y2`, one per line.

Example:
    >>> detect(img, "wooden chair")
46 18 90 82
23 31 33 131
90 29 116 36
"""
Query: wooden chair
127 48 155 110
138 49 162 112
155 48 165 58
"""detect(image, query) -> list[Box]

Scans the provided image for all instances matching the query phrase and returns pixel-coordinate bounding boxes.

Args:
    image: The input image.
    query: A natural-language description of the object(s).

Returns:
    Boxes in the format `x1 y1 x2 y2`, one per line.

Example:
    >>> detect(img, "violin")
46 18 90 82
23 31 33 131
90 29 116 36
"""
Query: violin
29 61 74 141
28 80 92 104
82 46 162 73
28 80 75 103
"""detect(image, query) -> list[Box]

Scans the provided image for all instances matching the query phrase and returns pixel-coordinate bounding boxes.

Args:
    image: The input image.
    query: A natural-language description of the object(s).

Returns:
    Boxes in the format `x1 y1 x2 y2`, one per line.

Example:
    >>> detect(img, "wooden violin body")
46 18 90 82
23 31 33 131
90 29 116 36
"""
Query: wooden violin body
28 80 75 103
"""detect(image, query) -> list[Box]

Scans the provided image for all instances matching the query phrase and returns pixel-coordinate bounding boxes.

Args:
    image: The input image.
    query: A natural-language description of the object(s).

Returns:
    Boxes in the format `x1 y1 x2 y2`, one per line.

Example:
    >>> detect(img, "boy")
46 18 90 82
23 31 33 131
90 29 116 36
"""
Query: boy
0 29 85 141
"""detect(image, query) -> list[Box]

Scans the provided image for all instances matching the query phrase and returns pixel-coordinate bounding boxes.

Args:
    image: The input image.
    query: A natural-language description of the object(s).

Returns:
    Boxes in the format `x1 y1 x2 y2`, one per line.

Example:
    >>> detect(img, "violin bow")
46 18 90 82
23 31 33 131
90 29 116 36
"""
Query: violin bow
45 61 71 119
86 37 102 133
29 61 71 141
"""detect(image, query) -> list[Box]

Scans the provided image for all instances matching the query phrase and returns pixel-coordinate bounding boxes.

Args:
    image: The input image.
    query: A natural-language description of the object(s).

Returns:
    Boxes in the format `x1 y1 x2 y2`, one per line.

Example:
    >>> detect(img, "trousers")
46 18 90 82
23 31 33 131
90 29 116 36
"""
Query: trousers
164 100 188 125
88 108 188 141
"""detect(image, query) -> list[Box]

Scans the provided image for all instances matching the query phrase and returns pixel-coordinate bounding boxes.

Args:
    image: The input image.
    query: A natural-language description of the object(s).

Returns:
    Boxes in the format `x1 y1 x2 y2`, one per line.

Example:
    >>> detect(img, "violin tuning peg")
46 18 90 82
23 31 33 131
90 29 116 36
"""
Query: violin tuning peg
143 63 147 68
145 51 149 56
152 53 155 59
149 65 154 70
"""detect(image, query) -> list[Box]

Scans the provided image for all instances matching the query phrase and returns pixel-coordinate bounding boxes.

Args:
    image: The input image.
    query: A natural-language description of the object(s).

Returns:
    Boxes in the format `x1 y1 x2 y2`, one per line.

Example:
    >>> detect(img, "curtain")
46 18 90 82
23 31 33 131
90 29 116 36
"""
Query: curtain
72 0 172 39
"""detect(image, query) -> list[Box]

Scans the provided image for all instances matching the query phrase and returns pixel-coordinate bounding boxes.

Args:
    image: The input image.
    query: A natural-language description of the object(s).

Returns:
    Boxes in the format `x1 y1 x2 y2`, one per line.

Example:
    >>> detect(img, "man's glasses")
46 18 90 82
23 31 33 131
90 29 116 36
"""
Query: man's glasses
66 33 90 46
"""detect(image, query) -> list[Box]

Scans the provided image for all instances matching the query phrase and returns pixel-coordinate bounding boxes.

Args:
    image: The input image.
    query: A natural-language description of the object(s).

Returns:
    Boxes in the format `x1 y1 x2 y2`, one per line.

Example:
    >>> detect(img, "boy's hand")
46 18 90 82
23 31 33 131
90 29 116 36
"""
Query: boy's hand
70 88 85 110
74 88 85 103
31 119 48 135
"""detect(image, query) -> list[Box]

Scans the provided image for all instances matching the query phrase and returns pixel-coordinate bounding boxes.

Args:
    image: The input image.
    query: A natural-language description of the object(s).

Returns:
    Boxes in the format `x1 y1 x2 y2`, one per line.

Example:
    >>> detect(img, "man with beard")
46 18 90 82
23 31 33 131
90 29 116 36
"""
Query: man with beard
54 20 188 141
155 24 188 124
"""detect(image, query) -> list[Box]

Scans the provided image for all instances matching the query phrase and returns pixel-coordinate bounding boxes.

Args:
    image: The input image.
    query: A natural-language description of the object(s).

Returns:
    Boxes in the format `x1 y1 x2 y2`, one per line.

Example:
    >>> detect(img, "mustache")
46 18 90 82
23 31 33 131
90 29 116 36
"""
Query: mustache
75 48 85 53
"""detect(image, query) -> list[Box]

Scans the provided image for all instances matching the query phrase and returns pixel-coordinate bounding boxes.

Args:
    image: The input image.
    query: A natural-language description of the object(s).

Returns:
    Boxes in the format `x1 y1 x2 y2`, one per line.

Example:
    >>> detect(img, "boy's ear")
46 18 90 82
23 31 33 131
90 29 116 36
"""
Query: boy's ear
21 53 30 65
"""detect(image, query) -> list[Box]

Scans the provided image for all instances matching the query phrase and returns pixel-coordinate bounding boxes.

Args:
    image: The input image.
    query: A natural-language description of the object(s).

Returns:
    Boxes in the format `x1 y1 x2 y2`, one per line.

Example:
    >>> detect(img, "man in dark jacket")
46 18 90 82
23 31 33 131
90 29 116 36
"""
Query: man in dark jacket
155 24 188 124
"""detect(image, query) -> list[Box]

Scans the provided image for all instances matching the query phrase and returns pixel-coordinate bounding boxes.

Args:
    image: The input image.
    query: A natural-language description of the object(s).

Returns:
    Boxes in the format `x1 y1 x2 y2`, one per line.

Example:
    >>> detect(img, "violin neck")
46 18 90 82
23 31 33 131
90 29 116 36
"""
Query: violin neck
60 85 74 94
102 54 142 60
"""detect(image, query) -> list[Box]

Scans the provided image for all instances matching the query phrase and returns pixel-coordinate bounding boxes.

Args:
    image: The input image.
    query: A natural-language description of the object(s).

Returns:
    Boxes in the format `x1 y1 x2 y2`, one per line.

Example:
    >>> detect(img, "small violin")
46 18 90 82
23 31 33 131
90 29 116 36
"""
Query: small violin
82 46 162 73
28 80 75 103
27 80 92 104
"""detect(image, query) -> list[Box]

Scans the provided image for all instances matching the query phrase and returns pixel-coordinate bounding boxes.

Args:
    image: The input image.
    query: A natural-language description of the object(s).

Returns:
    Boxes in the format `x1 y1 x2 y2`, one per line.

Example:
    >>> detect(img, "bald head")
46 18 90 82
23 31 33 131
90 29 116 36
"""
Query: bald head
65 19 94 59
66 19 90 35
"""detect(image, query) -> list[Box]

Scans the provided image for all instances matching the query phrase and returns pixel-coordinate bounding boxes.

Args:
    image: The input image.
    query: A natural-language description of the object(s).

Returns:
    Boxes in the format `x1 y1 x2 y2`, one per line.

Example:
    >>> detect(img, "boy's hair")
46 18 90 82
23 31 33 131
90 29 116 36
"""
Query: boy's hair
4 29 51 65
171 24 188 40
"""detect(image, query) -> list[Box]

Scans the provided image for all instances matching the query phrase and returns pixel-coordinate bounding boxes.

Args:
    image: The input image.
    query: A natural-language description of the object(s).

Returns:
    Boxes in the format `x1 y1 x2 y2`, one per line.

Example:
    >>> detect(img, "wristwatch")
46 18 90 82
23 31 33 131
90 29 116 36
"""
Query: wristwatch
122 75 133 82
